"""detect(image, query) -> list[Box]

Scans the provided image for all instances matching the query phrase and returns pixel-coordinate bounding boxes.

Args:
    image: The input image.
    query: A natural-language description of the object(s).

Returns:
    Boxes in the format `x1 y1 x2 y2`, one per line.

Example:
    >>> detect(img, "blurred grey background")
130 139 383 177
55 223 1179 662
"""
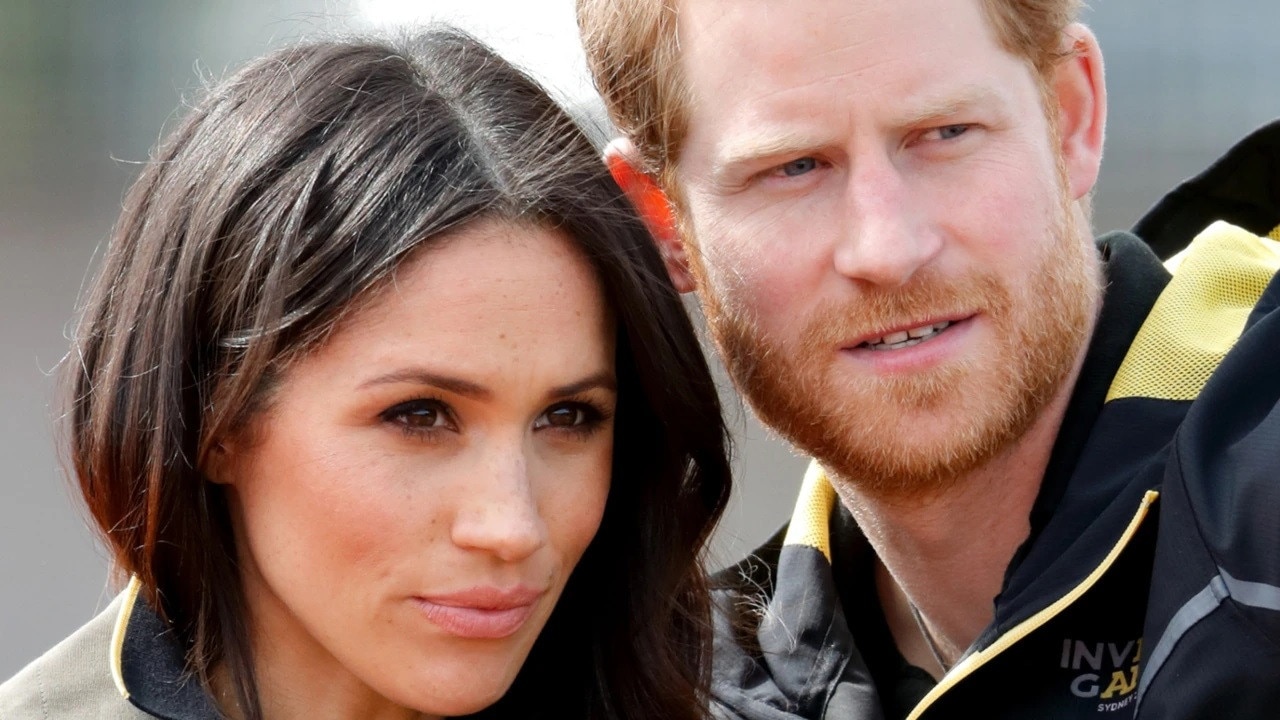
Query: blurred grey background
3 0 1278 677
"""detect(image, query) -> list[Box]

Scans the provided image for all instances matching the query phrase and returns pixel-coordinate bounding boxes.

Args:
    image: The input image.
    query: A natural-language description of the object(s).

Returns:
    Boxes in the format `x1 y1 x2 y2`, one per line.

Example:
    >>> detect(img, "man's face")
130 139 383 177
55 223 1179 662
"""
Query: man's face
672 0 1102 496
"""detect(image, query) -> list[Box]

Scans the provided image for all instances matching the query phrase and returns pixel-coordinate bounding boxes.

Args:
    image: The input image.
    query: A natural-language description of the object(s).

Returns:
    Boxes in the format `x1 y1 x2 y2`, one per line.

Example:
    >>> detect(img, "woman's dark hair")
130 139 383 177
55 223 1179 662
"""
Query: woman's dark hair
67 28 731 720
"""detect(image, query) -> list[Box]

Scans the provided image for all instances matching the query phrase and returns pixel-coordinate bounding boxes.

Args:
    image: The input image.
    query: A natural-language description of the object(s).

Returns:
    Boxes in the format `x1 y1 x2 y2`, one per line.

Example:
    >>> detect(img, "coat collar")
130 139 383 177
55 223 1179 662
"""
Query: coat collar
110 577 222 720
1133 119 1280 258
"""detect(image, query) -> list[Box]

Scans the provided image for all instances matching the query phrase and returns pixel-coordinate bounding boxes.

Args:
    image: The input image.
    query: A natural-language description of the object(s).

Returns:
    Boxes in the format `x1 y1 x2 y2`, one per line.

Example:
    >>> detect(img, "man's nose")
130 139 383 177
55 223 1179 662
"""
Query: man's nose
450 445 547 563
831 159 942 287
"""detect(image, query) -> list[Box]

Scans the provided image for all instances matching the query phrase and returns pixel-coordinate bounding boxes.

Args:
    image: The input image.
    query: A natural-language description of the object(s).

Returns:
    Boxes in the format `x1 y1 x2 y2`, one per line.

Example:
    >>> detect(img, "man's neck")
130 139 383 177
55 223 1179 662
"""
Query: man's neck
832 355 1085 678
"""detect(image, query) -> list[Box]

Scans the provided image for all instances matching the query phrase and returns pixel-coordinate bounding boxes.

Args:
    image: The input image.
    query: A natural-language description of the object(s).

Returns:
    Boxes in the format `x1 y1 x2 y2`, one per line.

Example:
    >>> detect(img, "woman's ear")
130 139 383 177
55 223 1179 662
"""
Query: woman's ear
1053 23 1107 202
203 440 235 486
603 138 696 293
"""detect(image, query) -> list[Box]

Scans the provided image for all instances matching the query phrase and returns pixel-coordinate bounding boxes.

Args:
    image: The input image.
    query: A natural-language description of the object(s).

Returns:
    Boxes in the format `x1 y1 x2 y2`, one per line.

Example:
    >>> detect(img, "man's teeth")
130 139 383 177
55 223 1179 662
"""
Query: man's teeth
862 321 953 350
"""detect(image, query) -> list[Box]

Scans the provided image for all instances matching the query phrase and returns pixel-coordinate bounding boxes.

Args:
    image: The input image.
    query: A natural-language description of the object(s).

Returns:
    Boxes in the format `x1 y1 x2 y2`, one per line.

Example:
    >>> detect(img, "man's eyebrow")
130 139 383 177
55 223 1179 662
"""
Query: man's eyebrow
356 368 618 399
894 84 1006 128
712 131 830 185
710 84 1006 182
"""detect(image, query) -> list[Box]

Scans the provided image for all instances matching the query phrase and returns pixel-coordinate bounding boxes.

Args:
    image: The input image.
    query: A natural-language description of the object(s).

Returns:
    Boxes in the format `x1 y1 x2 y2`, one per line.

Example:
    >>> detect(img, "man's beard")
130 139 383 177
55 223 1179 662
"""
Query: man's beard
692 196 1100 500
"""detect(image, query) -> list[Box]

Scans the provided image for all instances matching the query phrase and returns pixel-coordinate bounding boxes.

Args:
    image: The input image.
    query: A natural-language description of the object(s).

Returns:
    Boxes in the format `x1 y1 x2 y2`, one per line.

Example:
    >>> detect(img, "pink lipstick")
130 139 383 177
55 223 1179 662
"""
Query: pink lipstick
413 587 545 639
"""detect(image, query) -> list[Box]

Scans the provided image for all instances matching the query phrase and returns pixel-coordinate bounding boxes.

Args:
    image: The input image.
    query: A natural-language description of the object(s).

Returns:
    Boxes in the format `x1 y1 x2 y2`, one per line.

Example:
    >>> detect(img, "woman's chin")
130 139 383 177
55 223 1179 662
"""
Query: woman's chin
373 656 525 718
398 686 511 718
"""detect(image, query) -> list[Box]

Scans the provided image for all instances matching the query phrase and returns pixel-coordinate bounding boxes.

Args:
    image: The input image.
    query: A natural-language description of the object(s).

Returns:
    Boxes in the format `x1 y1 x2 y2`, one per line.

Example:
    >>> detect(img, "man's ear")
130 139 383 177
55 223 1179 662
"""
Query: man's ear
603 138 696 293
1052 23 1107 202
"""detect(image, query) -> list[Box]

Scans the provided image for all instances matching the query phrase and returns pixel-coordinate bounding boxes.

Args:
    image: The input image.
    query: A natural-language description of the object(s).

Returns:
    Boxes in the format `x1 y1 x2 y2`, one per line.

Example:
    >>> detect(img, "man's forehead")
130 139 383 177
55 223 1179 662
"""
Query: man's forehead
675 0 864 83
671 0 1019 168
675 0 1002 112
674 0 993 74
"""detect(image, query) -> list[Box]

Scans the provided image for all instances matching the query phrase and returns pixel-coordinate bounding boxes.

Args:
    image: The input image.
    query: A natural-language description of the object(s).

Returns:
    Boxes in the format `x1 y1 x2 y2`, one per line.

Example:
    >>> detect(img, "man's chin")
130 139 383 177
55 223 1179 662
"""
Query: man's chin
779 407 1013 499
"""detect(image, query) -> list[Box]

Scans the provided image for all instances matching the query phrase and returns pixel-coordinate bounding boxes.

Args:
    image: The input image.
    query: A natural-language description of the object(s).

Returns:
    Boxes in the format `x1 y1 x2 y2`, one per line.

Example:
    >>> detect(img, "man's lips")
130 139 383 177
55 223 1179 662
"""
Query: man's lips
413 586 547 639
845 314 974 351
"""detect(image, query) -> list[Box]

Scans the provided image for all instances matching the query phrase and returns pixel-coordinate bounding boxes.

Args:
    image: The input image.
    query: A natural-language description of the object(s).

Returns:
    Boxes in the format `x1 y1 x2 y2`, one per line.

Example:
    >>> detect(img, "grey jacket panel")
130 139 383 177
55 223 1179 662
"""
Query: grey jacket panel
0 594 147 720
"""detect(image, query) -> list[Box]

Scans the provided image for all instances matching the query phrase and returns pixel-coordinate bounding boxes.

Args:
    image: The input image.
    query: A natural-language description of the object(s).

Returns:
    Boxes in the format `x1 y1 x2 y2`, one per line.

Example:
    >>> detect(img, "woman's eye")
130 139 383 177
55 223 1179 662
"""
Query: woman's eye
778 157 818 177
534 402 604 433
381 398 454 432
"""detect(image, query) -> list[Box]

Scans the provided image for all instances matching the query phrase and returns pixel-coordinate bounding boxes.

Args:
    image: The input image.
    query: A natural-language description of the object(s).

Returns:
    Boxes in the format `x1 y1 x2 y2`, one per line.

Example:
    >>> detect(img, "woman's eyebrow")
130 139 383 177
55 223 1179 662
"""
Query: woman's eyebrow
549 371 618 398
358 369 492 399
357 368 617 399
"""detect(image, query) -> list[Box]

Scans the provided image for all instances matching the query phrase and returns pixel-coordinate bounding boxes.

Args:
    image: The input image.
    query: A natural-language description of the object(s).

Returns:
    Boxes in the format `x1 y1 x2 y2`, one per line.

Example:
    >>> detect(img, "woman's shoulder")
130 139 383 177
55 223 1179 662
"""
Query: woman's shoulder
0 592 148 719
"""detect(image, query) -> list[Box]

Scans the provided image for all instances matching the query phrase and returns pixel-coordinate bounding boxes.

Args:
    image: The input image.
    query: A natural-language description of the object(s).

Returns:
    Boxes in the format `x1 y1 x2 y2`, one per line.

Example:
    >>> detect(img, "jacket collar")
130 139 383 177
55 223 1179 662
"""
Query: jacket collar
110 577 222 720
997 119 1280 624
1133 119 1280 258
1005 231 1171 590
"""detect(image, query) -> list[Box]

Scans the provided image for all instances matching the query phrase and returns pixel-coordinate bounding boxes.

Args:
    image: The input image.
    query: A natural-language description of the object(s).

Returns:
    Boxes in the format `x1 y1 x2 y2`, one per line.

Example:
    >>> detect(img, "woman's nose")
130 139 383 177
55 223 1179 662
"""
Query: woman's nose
449 447 548 563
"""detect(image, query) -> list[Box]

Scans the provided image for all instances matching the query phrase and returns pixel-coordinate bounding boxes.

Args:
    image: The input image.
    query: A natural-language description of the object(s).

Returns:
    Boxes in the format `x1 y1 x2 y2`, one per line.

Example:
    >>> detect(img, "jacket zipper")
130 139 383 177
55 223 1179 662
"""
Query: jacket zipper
906 490 1160 720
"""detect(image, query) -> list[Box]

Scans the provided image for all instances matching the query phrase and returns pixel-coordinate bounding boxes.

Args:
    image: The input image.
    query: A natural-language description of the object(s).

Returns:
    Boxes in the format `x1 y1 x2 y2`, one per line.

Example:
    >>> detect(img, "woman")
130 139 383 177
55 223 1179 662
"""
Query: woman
0 29 731 720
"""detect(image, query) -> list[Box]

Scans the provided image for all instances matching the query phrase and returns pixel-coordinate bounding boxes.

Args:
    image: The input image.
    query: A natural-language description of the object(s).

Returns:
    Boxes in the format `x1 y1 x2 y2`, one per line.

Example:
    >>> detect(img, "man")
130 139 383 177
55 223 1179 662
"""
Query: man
577 0 1280 718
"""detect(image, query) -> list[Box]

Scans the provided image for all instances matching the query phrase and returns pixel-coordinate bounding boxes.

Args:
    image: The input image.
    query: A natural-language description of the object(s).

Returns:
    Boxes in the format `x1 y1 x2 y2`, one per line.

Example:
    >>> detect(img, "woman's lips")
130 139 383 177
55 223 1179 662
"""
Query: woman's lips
413 587 545 639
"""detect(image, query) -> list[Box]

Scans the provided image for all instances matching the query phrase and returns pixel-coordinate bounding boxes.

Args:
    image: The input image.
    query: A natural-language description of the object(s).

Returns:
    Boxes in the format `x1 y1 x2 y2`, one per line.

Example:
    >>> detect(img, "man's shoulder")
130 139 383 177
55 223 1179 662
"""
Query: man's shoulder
1156 220 1280 538
1132 119 1280 259
0 594 147 720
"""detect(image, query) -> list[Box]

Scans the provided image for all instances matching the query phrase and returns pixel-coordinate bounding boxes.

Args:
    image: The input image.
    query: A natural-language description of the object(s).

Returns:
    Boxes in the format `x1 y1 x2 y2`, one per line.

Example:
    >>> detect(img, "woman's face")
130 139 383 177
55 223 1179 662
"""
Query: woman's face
214 220 615 717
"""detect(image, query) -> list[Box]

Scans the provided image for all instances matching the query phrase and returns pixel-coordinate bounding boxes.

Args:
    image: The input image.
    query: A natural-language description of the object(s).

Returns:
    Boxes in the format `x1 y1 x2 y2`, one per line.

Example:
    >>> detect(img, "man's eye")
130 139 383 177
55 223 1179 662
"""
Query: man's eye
778 157 819 177
381 398 453 431
929 124 971 141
